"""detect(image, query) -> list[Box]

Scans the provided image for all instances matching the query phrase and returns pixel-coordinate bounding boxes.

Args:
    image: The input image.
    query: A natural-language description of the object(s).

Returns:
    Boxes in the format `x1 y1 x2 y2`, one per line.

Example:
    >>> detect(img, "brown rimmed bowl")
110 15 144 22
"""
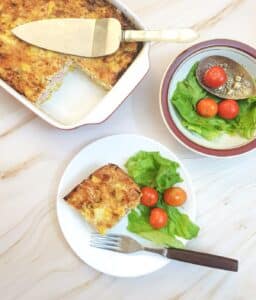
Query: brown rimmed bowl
160 39 256 157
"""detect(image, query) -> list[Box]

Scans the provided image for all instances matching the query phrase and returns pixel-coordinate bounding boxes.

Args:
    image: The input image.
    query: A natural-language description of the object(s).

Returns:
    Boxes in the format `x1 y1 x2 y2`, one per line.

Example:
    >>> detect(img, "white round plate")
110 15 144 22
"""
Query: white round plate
57 134 196 277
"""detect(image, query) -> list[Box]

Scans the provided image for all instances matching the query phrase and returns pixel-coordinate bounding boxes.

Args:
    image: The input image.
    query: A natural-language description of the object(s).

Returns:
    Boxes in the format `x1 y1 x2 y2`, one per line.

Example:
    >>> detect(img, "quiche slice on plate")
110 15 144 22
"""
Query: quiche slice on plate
64 164 141 234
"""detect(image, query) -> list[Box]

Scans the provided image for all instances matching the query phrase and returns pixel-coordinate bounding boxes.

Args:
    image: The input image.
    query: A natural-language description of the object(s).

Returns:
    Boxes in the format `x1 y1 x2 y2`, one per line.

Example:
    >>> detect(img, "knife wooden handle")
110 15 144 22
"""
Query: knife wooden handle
123 28 198 43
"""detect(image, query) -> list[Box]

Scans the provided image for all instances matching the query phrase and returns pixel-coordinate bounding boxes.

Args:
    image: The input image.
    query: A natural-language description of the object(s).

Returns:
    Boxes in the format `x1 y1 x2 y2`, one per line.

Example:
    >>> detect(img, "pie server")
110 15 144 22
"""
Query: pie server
12 18 198 58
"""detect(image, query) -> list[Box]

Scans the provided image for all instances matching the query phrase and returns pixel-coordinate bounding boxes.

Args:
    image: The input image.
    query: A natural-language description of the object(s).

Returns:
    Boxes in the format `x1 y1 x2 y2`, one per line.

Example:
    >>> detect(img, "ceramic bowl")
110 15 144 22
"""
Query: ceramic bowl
160 39 256 157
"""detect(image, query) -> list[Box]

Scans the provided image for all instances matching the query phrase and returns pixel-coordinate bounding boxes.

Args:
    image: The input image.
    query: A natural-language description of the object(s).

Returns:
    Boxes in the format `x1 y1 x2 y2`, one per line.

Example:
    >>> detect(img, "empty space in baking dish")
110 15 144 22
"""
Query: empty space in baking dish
40 69 107 125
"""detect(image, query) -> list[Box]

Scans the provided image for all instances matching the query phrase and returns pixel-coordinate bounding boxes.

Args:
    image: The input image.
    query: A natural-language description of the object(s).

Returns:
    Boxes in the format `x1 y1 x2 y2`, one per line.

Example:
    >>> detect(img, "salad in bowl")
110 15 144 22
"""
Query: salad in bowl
160 39 256 157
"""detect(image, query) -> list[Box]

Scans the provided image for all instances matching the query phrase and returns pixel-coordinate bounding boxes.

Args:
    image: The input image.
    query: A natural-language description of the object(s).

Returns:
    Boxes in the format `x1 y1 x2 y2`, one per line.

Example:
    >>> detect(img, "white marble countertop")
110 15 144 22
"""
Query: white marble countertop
0 0 256 299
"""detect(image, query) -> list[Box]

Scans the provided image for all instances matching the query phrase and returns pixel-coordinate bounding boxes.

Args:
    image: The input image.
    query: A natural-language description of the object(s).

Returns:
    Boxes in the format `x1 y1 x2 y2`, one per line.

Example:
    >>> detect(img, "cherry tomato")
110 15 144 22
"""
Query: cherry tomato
149 208 168 229
164 187 187 206
203 66 227 89
141 187 158 207
218 99 240 120
196 98 218 118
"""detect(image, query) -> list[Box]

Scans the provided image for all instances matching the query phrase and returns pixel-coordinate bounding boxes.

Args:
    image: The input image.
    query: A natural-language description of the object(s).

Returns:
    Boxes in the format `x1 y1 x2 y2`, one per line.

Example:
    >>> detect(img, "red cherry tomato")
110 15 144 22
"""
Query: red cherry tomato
164 187 187 206
203 66 227 89
141 187 158 207
218 99 240 120
149 208 168 229
196 98 218 118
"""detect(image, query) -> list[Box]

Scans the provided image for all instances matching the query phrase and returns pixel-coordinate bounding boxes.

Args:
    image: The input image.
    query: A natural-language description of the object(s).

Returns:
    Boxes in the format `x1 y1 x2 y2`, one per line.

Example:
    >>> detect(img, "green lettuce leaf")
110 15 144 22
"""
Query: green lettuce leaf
157 198 199 240
127 206 184 249
125 151 182 192
171 63 256 140
164 205 199 240
233 97 256 139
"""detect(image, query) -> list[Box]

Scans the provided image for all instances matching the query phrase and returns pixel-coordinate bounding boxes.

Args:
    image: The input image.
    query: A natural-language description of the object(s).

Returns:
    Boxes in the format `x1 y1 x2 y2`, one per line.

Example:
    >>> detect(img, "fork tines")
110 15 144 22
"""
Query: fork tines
90 233 122 252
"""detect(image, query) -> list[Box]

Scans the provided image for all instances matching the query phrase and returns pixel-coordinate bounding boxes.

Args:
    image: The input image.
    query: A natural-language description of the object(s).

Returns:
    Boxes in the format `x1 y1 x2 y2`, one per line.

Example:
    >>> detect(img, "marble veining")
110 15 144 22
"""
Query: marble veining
0 0 256 299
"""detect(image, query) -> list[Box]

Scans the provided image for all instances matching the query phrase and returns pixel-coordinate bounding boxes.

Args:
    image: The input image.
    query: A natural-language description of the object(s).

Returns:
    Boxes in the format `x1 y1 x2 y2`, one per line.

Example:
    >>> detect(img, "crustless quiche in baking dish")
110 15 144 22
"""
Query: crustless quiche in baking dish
0 0 141 104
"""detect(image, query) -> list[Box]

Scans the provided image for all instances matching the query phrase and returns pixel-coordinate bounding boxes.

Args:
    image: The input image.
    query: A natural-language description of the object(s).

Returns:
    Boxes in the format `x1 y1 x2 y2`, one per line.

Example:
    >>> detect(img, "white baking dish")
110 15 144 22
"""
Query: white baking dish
0 1 150 129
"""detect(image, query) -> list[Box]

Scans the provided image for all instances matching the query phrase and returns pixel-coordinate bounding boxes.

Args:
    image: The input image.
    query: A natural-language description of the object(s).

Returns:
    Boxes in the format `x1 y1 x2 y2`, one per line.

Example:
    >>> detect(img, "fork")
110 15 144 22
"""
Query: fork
90 233 238 272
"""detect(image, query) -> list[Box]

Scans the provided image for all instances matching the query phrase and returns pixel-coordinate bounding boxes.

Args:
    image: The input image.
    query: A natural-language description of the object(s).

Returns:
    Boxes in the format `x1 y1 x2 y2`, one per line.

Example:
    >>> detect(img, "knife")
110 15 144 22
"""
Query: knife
12 18 198 58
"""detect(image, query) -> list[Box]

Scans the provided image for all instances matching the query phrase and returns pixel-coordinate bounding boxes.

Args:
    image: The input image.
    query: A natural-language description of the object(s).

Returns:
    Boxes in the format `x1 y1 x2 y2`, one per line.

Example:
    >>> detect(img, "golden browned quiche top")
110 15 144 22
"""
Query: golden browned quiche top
0 0 140 103
64 164 141 234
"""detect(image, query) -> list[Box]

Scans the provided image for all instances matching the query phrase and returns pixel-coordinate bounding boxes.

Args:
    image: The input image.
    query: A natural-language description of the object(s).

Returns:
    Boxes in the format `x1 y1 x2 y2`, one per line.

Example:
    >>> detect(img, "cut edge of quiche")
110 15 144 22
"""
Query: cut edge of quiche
36 59 73 105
